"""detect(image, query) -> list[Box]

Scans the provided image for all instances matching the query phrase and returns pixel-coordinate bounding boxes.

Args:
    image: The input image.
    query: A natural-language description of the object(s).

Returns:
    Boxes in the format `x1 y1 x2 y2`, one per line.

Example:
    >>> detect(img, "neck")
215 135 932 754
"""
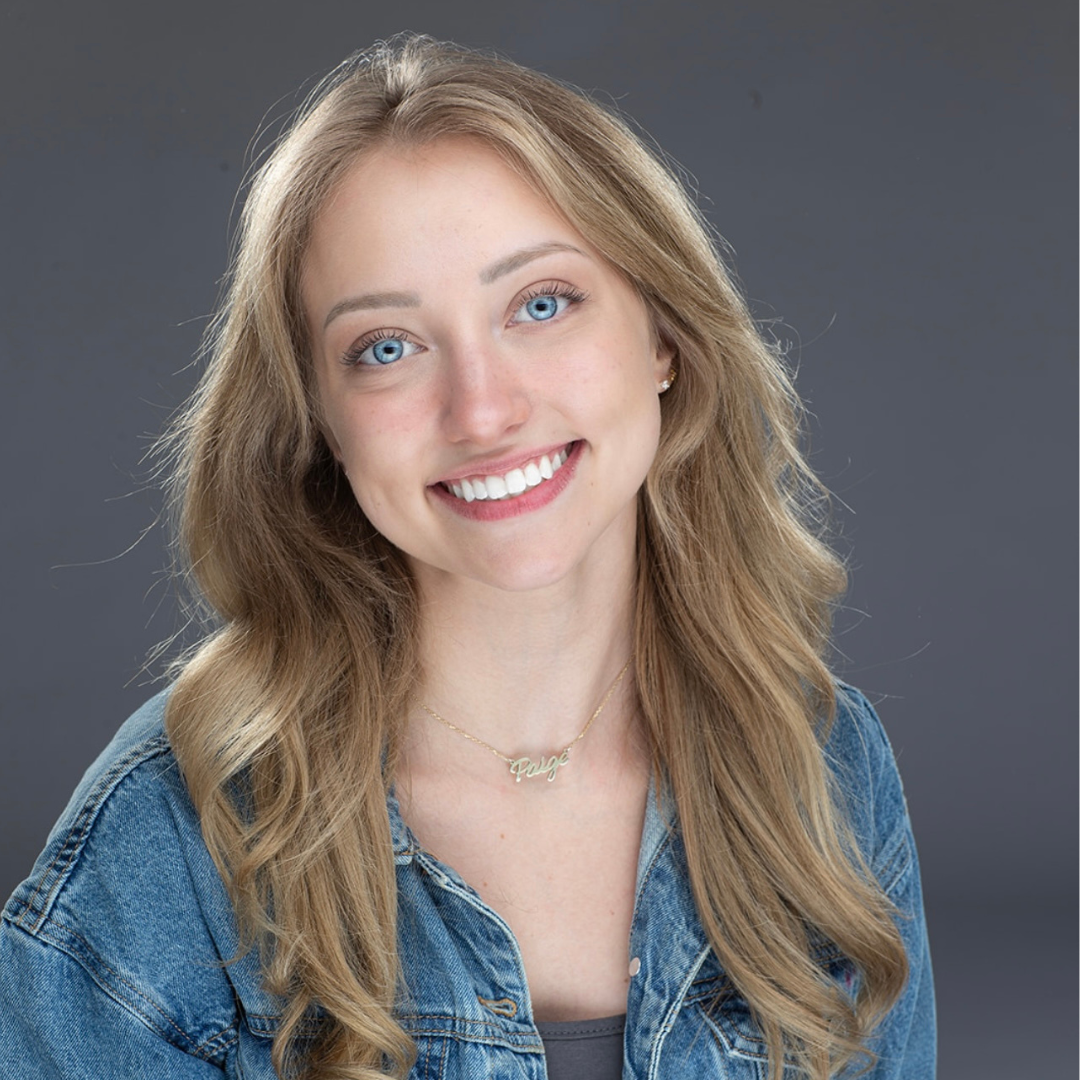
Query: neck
405 547 640 777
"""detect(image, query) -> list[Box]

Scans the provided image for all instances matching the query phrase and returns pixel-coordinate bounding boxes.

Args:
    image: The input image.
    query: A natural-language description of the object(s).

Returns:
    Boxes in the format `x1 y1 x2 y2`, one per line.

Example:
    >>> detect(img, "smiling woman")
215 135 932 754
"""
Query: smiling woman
0 34 934 1080
307 139 670 590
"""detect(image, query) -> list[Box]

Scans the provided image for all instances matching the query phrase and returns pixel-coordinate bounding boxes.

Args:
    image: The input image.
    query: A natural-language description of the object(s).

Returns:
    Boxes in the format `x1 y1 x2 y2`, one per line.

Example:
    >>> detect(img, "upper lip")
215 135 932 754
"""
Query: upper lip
432 441 575 485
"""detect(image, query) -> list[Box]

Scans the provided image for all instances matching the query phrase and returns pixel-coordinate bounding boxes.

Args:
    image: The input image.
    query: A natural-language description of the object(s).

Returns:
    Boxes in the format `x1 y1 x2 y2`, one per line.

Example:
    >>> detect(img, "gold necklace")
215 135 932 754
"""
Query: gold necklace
418 658 633 784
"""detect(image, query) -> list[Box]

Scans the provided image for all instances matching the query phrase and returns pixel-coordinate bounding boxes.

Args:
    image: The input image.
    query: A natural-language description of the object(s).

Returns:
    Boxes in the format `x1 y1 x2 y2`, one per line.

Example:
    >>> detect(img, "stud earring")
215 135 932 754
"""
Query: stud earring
659 367 677 393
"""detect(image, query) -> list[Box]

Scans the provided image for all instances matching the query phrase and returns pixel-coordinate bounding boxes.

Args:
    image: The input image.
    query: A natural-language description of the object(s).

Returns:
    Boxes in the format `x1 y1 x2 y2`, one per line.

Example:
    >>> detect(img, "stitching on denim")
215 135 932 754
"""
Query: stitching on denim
403 1030 543 1050
7 917 237 1062
696 1003 769 1063
194 1028 239 1056
834 683 876 828
438 1024 450 1077
875 826 914 897
17 735 172 933
704 1016 725 1058
35 916 233 1059
398 1012 506 1032
636 829 674 898
242 1012 322 1038
645 941 712 1080
685 976 729 1003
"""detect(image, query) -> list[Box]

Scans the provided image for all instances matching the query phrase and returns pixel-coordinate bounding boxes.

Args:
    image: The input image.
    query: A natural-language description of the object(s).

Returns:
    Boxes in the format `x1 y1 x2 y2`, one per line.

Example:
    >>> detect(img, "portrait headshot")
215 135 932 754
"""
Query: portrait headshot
0 3 1073 1079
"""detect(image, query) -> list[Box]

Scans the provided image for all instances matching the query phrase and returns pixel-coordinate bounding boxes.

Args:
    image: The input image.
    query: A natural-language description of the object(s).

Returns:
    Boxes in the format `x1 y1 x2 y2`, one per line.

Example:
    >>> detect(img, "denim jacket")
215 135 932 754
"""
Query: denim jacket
0 684 934 1078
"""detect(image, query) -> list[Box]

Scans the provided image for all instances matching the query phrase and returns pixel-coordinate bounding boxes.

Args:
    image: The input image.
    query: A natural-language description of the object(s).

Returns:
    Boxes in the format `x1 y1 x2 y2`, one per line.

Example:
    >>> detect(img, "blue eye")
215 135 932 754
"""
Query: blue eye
511 290 581 325
510 282 587 326
345 333 420 367
524 295 564 321
370 339 405 364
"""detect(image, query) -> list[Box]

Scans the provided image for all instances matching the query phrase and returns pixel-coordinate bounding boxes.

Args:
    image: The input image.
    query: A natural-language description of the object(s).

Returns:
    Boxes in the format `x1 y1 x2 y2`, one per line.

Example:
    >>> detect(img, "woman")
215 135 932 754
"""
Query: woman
0 35 934 1080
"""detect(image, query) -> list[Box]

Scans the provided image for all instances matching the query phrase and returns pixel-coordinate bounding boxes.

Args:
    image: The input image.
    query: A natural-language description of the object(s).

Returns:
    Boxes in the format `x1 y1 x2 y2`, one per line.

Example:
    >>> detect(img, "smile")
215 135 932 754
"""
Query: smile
442 445 572 502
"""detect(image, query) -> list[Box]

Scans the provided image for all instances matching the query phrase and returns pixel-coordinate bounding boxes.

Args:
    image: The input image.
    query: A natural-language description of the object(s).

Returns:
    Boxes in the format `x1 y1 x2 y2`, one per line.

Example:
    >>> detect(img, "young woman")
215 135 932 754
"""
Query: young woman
0 35 934 1080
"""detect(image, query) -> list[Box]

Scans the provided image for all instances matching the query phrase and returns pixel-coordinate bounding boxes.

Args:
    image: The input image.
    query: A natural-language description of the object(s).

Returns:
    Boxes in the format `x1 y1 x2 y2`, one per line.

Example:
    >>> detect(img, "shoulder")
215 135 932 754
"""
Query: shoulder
5 689 182 934
821 681 899 793
5 689 198 936
820 685 937 1069
820 682 916 898
1 688 283 1052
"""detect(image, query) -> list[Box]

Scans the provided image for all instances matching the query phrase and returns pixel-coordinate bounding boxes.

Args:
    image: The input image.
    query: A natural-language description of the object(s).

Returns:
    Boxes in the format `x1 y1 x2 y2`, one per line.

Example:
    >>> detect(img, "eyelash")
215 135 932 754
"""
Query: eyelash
515 280 589 312
340 328 416 368
338 280 589 368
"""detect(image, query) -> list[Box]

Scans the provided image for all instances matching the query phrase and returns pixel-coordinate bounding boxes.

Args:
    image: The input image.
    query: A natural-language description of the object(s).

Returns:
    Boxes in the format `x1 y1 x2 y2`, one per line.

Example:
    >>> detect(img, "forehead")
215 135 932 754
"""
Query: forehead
303 138 589 284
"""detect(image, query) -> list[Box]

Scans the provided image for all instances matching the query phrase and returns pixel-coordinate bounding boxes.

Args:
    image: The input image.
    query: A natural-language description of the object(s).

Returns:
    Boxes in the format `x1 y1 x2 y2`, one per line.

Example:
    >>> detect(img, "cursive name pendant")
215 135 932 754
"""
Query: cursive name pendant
508 749 571 783
418 658 632 784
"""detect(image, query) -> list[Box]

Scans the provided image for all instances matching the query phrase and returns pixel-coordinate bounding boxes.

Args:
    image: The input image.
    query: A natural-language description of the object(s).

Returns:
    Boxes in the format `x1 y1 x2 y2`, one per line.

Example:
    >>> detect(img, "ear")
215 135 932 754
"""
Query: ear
652 327 677 388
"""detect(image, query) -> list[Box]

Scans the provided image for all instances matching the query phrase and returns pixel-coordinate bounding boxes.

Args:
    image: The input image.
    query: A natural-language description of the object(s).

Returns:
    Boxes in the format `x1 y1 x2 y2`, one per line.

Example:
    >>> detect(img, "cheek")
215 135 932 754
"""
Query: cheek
340 459 403 544
332 415 420 525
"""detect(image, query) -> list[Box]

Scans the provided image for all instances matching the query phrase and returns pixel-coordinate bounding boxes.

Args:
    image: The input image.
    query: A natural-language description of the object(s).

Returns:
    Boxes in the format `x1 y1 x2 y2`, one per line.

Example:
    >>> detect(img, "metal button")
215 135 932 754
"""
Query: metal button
628 956 641 977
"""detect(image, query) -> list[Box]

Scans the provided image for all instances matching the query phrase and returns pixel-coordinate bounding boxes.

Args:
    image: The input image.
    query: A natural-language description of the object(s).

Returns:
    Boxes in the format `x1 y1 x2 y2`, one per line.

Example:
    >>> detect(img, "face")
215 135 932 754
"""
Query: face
303 138 672 596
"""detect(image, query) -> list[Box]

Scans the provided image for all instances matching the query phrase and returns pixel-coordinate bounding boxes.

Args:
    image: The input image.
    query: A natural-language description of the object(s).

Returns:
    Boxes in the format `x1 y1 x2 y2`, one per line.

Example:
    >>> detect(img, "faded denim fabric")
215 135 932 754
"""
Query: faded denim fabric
0 685 934 1078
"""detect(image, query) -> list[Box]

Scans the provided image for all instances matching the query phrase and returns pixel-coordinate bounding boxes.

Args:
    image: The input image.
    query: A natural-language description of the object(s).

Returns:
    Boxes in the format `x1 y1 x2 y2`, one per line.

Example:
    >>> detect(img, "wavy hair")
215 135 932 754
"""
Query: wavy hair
162 34 907 1079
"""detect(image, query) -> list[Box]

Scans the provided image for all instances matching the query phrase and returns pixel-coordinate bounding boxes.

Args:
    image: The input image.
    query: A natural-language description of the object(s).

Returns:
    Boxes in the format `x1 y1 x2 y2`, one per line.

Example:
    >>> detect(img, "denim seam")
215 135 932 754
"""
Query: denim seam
37 917 233 1055
699 1004 770 1064
240 1011 323 1039
875 827 915 898
36 917 234 1057
5 917 237 1061
401 1029 544 1051
645 941 711 1080
397 1012 519 1033
635 829 674 899
834 683 878 828
16 735 172 934
408 854 536 1020
438 1023 450 1075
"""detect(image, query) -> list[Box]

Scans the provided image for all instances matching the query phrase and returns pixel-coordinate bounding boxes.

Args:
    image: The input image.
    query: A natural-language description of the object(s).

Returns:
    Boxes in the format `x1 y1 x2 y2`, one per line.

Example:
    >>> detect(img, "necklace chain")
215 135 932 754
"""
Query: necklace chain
418 658 633 783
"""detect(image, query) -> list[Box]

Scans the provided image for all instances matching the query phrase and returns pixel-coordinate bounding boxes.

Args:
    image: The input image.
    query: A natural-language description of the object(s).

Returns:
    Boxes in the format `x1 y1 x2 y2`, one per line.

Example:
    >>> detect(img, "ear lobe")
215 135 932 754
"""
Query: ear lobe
653 330 677 391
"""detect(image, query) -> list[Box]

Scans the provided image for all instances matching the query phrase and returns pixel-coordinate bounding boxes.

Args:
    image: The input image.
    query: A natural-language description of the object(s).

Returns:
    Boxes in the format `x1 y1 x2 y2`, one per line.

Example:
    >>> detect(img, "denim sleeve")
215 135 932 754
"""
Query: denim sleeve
0 706 245 1078
832 684 937 1079
0 920 226 1079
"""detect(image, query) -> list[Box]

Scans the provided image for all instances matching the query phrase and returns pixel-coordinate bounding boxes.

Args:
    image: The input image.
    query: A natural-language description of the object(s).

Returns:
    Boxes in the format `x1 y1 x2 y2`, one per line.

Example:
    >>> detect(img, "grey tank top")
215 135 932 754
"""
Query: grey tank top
536 1014 625 1079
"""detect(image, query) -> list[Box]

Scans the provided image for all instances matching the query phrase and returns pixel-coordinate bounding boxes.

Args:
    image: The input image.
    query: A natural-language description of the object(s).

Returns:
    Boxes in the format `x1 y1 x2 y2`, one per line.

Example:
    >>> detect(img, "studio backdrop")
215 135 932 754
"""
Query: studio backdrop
1 3 1074 1077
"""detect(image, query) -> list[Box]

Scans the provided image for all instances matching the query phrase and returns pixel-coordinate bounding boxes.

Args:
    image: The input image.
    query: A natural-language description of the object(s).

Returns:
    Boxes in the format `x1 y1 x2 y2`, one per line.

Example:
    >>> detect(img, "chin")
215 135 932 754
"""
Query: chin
465 554 583 595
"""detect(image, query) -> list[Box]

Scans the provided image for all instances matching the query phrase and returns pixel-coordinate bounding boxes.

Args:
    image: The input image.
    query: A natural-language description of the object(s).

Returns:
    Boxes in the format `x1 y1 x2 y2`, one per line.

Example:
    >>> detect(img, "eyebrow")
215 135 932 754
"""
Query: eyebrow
321 241 586 330
478 241 586 285
323 291 421 330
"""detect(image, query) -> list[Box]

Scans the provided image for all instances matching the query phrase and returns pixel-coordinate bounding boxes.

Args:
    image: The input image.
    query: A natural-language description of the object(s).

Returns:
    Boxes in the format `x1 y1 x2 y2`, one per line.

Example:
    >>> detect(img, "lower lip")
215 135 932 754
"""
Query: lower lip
429 442 582 522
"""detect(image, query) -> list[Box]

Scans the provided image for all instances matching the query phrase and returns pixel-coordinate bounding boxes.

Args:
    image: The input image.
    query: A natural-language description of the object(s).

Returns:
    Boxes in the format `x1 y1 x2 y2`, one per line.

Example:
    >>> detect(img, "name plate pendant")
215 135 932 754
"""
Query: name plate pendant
508 747 571 783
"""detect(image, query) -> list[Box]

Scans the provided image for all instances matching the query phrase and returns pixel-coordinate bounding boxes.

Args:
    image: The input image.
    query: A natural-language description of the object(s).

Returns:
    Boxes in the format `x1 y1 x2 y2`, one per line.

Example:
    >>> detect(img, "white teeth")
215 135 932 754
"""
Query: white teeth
443 444 574 502
505 468 527 495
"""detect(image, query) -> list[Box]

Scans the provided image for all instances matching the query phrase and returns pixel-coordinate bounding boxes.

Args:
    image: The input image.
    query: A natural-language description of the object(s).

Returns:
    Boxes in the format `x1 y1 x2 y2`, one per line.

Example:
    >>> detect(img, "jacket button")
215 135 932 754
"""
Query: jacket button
628 957 641 977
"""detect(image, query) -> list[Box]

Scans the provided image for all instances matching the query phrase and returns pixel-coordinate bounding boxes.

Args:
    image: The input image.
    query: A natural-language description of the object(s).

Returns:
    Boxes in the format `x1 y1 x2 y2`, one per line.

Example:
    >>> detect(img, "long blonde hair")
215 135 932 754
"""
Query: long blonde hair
162 34 907 1080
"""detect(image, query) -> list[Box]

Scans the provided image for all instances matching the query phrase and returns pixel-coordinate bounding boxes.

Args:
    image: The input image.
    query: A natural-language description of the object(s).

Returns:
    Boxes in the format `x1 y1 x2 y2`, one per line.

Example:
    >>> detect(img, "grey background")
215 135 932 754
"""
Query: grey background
1 1 1075 1076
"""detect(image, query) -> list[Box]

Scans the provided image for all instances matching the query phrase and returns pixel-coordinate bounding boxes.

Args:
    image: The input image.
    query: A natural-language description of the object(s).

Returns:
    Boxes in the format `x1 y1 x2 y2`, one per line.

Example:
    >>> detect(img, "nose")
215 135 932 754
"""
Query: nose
439 339 531 446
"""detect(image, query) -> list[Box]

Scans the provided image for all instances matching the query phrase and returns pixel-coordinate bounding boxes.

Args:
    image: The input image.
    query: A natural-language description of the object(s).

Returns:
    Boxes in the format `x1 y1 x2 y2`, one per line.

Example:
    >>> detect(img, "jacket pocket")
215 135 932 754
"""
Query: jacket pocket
685 951 862 1079
689 974 770 1071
